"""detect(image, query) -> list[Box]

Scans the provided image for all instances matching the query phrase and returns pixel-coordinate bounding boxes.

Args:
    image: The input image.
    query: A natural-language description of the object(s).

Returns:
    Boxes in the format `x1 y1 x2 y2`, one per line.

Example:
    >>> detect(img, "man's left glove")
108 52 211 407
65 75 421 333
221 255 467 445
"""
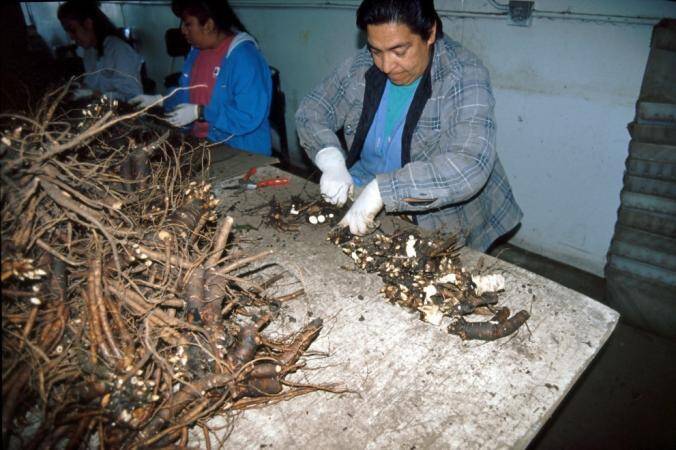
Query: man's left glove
166 103 199 127
70 88 93 100
339 179 384 235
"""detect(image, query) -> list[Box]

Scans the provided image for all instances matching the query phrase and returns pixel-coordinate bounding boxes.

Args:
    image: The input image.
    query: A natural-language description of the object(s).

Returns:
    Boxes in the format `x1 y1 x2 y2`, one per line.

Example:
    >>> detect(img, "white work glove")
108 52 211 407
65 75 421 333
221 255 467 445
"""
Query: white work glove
129 94 163 109
70 88 93 100
314 146 354 207
339 179 384 235
166 103 198 127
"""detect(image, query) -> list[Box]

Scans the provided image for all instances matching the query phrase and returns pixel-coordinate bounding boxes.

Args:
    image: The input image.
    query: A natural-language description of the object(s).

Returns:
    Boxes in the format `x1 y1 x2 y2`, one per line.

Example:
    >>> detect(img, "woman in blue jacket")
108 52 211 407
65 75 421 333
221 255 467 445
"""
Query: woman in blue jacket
131 0 272 156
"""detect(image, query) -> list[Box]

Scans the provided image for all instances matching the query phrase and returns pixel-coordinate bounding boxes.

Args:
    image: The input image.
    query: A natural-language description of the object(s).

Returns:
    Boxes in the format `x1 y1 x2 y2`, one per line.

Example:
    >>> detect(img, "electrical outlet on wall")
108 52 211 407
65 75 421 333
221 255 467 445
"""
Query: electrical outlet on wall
508 1 534 27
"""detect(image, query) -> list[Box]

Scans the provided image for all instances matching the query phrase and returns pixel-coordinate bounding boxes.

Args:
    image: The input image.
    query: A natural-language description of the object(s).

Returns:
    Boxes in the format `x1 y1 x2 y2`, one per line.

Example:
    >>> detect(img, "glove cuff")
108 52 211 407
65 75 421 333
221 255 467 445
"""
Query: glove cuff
364 179 382 204
314 146 346 172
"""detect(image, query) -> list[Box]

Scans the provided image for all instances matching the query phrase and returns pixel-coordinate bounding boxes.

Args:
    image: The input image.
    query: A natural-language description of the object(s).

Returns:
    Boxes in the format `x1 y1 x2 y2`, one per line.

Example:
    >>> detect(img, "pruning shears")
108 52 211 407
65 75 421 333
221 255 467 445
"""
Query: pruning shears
223 167 289 191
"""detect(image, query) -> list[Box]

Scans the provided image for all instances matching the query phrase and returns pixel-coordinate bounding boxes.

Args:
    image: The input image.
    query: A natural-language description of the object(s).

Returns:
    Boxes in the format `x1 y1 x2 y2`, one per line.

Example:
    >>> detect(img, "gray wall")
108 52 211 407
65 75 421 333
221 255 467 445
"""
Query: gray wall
22 0 676 276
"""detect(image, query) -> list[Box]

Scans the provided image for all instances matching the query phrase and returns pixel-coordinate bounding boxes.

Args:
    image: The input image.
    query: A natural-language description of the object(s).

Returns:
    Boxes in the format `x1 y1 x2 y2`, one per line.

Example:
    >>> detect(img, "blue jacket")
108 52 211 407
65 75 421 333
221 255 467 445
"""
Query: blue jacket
165 32 272 155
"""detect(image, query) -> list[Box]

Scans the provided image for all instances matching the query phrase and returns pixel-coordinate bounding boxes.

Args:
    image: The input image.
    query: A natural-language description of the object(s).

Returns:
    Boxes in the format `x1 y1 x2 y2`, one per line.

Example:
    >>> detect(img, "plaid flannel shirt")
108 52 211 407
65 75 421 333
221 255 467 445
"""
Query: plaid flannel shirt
296 35 522 251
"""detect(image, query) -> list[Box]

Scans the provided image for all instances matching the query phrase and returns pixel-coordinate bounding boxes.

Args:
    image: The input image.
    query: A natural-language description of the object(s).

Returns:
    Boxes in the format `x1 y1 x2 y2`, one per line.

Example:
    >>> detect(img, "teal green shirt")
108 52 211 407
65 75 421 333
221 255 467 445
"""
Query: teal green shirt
383 78 420 137
349 77 421 186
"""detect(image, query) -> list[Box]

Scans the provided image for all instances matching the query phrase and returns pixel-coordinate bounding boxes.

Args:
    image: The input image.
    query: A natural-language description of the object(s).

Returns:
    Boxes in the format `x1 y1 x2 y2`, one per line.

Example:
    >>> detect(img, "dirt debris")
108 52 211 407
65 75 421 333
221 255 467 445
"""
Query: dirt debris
327 227 530 340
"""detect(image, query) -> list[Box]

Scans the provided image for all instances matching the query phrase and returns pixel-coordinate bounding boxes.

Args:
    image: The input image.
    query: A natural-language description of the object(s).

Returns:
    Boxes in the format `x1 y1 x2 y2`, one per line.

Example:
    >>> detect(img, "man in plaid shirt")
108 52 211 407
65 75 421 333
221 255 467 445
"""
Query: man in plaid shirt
295 0 522 251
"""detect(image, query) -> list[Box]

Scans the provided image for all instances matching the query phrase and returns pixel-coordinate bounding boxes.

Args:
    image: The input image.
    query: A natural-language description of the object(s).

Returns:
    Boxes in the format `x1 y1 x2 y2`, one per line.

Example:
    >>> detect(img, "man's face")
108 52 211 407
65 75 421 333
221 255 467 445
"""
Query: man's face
366 22 436 86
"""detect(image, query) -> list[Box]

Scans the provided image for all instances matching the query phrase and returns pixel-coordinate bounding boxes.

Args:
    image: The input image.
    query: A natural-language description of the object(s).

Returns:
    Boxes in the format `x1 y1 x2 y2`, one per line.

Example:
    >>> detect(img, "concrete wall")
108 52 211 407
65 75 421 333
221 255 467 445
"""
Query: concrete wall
21 0 676 276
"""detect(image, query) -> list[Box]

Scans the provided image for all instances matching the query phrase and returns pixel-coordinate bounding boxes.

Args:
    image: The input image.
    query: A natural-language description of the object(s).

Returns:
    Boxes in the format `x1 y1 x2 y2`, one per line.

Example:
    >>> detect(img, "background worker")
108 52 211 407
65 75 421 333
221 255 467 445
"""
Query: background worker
131 0 273 156
58 0 143 101
295 0 522 251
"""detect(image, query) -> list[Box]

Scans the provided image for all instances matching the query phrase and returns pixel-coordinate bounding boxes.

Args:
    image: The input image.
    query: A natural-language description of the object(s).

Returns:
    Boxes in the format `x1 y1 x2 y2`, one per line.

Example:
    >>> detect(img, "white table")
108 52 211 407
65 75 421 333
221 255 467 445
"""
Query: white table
198 164 619 449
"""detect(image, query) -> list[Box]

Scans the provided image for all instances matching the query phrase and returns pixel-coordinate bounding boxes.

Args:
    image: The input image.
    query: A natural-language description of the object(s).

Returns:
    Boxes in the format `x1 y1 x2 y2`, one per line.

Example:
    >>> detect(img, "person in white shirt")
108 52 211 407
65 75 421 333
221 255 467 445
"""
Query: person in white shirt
58 0 143 101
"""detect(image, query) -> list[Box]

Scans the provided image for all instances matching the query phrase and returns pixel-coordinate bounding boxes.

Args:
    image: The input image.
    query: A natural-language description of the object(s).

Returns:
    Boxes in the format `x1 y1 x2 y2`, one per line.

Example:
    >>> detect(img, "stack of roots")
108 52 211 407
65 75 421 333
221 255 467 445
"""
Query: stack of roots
260 196 346 232
328 228 530 341
0 86 335 449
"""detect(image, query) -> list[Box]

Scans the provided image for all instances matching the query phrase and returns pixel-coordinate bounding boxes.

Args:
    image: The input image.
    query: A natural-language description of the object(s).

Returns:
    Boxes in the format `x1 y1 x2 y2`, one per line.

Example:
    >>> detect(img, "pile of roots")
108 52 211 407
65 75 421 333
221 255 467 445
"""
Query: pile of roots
260 196 345 232
328 228 530 341
1 87 336 449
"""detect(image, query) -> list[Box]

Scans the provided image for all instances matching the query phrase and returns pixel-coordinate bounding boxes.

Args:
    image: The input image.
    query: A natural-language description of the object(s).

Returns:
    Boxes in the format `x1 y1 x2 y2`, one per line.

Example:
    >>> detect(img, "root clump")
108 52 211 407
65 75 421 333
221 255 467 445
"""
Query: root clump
328 228 530 341
1 88 340 448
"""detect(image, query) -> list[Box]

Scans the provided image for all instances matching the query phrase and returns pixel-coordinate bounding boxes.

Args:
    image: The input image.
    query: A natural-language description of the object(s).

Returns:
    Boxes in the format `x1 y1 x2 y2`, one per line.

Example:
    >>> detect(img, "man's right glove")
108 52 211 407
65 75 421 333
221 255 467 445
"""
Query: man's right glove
129 94 163 109
314 146 354 207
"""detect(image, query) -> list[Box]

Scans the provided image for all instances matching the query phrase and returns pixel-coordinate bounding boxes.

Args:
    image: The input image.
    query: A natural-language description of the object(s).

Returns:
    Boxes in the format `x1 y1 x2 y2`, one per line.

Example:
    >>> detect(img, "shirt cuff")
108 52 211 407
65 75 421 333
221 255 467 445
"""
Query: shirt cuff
377 172 441 213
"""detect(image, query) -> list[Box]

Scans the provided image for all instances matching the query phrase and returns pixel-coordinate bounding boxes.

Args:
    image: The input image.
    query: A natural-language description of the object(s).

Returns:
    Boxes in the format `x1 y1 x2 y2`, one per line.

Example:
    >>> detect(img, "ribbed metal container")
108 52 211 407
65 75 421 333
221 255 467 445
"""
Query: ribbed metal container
605 19 676 338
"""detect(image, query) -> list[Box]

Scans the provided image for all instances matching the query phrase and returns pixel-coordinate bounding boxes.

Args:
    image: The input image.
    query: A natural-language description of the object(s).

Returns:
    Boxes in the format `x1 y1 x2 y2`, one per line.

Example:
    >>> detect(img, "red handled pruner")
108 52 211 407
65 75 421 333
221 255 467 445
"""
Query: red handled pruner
224 167 290 191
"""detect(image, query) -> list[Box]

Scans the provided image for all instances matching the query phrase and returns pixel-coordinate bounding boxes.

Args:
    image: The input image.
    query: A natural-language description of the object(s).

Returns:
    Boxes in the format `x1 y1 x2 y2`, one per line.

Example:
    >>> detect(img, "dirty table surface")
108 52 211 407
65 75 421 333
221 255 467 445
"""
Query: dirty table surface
197 163 619 449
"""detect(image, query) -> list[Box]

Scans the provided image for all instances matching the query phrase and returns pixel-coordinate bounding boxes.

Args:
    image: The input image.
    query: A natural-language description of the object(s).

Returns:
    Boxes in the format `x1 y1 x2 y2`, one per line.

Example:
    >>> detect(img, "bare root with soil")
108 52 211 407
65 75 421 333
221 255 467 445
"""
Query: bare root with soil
0 87 339 449
327 227 530 341
258 195 346 232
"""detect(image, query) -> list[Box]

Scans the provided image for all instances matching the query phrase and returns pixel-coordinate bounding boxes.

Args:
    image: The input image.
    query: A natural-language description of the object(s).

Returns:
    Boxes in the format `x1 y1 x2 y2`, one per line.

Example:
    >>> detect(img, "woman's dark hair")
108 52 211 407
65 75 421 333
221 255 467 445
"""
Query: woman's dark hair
57 0 124 57
171 0 248 34
356 0 443 41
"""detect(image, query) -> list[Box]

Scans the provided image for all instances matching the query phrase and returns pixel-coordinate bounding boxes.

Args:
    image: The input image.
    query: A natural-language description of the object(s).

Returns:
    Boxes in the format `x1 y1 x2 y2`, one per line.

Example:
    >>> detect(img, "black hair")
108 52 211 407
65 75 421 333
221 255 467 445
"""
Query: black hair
356 0 443 41
57 0 123 57
171 0 248 34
